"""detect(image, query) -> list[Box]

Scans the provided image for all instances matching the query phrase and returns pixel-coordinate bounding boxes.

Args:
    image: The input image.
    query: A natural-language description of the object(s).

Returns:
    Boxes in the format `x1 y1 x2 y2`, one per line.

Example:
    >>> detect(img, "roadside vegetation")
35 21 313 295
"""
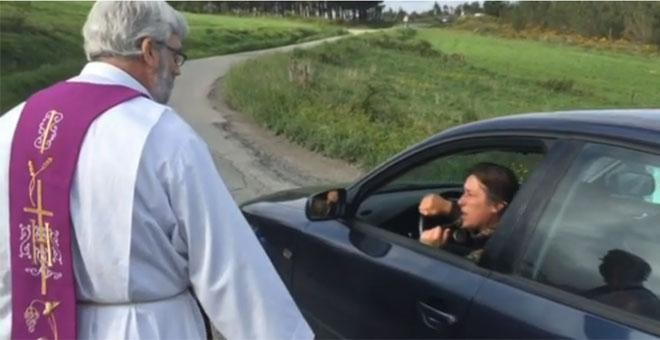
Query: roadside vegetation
410 1 660 54
224 29 660 169
448 16 660 57
0 2 345 113
487 1 660 47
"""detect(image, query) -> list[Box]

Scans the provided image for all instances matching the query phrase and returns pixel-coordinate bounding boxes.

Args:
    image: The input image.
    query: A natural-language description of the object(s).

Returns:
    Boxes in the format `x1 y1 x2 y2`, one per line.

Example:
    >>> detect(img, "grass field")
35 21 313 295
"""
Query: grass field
0 2 345 112
447 15 660 57
223 28 660 169
417 28 660 108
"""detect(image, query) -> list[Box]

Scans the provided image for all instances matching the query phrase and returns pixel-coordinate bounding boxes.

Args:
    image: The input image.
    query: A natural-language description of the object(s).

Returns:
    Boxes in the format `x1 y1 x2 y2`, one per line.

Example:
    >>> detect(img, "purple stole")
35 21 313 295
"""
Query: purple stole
9 81 142 339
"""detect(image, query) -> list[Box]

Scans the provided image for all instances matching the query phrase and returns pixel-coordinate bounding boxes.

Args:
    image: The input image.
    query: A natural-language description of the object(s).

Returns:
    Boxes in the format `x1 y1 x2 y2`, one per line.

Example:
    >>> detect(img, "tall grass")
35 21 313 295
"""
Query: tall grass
0 2 345 113
224 29 660 169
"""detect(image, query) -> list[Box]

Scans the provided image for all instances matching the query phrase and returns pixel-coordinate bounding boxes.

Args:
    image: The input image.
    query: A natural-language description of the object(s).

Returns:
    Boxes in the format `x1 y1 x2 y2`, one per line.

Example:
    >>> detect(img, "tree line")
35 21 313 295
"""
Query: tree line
168 1 659 45
480 1 660 45
393 1 659 45
168 1 383 22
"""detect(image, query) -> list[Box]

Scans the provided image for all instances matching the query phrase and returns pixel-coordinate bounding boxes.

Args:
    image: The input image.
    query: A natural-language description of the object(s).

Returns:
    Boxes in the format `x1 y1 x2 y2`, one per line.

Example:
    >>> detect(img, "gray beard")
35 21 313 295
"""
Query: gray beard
153 61 174 104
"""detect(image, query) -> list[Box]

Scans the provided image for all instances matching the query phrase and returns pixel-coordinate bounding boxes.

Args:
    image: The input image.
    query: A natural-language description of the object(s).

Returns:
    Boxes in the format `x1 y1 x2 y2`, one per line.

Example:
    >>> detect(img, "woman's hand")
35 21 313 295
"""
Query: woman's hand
418 194 453 217
420 226 452 248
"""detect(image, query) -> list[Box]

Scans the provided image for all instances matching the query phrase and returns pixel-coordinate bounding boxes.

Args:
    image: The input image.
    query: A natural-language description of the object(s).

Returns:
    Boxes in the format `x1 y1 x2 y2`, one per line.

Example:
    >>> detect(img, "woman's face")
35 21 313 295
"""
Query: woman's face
458 175 505 231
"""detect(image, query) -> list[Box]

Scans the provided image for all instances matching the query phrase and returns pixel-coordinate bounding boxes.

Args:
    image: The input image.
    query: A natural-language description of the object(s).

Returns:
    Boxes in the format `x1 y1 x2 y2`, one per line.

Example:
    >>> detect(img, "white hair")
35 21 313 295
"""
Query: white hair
82 1 188 61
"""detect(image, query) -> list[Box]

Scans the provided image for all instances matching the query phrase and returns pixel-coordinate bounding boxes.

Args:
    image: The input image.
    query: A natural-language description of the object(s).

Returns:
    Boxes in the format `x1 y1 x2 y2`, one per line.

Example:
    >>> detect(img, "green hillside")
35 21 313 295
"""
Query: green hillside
0 1 345 112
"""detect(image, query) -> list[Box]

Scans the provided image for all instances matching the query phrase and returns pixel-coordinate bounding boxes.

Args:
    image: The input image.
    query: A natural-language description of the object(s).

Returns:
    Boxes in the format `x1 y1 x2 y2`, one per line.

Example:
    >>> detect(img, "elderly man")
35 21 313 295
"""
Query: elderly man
0 2 312 339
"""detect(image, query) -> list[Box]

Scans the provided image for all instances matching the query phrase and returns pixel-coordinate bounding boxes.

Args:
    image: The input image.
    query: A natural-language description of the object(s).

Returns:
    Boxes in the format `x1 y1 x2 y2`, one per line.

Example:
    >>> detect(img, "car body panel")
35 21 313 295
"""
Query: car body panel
464 276 658 339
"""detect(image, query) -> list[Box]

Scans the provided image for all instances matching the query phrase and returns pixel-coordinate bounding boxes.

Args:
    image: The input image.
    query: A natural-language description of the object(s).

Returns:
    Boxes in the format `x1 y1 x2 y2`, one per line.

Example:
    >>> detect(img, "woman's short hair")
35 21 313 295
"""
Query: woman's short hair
82 1 188 61
467 162 519 206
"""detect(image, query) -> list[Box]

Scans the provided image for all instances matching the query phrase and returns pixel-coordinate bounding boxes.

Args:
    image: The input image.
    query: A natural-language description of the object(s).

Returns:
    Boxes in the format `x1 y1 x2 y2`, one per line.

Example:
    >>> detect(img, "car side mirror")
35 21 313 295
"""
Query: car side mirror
306 189 346 221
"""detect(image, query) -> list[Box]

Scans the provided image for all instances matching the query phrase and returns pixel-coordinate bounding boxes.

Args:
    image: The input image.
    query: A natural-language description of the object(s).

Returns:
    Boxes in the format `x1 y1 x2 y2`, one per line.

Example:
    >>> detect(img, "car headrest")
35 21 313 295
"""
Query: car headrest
605 171 655 197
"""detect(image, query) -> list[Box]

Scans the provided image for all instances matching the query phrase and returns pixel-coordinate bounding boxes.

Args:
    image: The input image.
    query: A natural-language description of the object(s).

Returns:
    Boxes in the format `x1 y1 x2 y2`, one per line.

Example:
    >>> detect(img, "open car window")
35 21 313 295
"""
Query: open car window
354 146 545 246
376 150 543 194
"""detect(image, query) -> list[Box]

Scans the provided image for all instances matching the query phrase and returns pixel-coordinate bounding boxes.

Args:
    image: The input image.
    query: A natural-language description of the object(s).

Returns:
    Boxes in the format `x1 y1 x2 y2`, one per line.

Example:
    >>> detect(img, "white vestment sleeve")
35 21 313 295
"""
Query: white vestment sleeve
166 133 313 340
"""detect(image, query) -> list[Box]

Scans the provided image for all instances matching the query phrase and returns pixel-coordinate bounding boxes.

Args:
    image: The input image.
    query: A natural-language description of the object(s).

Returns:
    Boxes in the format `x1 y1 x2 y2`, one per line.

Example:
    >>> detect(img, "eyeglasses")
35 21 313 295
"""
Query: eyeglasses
156 41 187 67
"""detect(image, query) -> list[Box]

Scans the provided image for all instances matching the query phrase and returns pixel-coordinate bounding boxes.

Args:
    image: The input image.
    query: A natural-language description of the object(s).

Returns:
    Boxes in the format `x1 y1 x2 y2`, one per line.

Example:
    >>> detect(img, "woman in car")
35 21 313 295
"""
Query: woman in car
418 162 519 262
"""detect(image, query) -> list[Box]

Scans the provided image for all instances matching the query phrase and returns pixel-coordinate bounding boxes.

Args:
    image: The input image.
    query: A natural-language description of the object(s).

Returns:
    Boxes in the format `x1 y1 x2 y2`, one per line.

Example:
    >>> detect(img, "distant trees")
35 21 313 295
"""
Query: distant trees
169 1 384 22
460 2 482 15
169 1 660 45
425 1 660 46
483 1 508 18
501 2 660 45
432 2 441 16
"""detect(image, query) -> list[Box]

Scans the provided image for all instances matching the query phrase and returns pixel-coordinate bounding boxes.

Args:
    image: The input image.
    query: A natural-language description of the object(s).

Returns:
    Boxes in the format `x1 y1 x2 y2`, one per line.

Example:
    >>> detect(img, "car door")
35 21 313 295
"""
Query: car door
293 136 551 338
464 140 660 338
294 218 490 338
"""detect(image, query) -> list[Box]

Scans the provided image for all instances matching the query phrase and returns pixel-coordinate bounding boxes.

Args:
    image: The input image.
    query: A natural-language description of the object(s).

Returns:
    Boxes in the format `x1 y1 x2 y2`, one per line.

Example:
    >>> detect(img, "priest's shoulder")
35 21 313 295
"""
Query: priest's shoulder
146 106 205 150
0 103 25 148
0 102 25 124
117 97 198 141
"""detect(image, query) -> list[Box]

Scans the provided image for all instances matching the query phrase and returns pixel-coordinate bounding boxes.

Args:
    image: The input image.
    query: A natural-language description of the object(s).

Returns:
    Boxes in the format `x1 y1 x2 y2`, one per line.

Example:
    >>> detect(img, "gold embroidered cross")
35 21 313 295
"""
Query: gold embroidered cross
23 179 54 295
23 180 53 231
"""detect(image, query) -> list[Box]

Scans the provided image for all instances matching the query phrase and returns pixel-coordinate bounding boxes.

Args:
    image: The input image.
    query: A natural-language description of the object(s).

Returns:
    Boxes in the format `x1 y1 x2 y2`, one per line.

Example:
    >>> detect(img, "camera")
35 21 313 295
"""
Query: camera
418 214 472 245
420 214 459 231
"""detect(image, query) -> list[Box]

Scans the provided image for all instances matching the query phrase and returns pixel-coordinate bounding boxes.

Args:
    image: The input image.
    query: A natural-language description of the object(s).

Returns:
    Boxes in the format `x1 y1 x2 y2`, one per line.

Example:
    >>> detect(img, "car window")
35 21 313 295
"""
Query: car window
378 150 543 193
355 147 544 242
518 143 660 324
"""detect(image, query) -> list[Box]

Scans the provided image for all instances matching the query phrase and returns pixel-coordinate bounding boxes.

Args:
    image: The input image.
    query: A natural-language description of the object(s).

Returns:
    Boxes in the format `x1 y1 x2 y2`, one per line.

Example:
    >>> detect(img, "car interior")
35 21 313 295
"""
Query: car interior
528 156 660 317
353 147 545 241
356 186 462 239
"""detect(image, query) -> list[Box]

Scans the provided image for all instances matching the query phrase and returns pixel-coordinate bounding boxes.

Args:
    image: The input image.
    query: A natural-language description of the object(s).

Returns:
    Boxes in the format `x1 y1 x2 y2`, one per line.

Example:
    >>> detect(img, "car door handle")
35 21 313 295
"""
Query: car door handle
418 301 457 330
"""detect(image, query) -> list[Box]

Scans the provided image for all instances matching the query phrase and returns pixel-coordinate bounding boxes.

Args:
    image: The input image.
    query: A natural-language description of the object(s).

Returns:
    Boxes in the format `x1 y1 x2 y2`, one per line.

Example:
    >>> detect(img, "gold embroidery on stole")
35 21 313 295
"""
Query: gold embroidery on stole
19 109 64 339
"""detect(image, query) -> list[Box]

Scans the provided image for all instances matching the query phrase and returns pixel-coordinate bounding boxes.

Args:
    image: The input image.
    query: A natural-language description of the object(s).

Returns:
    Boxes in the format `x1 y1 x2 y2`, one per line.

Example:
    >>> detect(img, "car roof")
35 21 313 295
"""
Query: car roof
432 109 660 147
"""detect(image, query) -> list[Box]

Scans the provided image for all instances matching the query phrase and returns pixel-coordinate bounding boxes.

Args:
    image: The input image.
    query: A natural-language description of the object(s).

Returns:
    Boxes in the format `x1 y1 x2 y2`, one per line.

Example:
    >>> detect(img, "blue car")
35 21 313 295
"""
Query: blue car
241 110 660 338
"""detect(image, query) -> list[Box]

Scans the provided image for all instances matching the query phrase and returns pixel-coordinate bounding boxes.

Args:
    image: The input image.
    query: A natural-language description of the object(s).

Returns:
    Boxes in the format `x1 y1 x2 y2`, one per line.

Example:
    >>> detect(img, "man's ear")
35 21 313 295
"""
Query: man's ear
139 37 160 68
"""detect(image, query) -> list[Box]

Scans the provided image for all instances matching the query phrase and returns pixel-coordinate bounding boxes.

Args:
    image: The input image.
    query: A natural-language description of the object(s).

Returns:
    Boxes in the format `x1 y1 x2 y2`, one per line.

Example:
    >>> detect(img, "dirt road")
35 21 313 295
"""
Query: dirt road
169 37 363 203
